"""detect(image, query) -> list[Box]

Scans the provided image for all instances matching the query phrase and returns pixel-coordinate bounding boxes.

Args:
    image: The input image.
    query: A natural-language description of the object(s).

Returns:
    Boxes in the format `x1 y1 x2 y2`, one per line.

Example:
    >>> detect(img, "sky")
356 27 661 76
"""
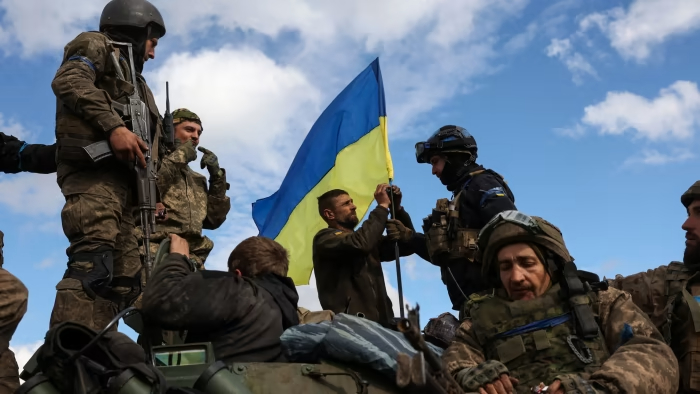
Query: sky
1 0 700 372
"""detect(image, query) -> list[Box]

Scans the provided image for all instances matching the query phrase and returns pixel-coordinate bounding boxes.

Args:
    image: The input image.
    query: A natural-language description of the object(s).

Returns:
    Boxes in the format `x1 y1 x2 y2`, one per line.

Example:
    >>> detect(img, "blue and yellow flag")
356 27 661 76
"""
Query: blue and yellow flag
252 58 393 285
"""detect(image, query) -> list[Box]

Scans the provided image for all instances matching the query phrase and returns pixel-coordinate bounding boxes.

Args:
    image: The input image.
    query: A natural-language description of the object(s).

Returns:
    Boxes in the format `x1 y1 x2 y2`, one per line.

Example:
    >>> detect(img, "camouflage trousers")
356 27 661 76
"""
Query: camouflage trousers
50 163 142 332
0 269 28 393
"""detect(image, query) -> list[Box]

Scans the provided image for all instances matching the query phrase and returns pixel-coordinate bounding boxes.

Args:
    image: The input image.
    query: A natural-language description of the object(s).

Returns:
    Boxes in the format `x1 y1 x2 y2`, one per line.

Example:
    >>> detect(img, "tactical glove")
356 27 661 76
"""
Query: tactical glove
553 374 609 394
455 360 509 392
173 138 197 163
198 146 223 178
386 219 413 242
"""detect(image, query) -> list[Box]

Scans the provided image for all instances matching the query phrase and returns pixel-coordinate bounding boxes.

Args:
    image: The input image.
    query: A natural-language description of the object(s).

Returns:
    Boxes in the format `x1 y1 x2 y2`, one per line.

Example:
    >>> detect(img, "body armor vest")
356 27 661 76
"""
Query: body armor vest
466 284 609 389
665 262 700 392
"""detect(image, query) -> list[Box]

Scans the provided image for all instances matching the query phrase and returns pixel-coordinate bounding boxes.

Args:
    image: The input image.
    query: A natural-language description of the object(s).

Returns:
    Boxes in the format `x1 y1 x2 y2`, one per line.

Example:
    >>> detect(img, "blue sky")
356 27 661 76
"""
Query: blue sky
1 0 700 367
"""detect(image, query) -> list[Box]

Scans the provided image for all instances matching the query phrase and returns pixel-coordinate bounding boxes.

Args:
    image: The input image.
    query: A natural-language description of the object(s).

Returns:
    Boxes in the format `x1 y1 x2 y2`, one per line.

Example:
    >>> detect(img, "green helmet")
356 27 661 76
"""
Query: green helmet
477 210 573 281
99 0 166 38
172 108 203 131
681 181 700 208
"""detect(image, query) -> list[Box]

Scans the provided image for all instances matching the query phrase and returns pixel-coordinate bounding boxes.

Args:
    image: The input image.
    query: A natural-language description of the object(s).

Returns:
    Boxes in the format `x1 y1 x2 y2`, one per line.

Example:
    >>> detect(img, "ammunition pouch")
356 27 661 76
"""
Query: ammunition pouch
424 194 479 264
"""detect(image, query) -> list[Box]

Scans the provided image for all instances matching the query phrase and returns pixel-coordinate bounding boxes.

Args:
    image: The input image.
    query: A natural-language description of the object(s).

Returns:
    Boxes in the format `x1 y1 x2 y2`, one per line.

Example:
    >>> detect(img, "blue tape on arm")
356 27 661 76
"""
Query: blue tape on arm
68 55 97 72
479 187 506 207
17 142 27 171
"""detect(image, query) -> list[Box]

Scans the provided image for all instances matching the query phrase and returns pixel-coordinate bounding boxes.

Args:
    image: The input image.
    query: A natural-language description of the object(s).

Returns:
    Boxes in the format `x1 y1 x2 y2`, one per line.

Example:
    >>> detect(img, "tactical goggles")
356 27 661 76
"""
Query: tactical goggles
478 210 542 245
415 139 470 163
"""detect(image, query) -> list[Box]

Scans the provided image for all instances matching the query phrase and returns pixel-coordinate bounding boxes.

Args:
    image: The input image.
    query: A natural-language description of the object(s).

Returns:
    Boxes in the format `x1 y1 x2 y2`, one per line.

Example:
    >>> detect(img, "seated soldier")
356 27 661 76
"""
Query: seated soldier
140 234 299 363
442 211 679 394
227 236 334 325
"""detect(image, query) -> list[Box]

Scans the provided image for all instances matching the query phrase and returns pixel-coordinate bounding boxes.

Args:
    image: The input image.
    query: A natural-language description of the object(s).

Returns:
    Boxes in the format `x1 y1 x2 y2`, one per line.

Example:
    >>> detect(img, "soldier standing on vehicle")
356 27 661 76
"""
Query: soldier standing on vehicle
312 184 427 328
442 210 679 394
135 108 230 271
415 125 516 315
607 180 700 393
0 133 56 174
49 0 166 331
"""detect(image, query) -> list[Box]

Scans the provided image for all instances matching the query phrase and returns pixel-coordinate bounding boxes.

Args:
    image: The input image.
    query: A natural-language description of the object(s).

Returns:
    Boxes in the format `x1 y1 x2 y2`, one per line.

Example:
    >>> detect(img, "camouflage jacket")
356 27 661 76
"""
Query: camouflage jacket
608 263 700 393
51 31 163 165
312 206 425 328
442 286 679 394
144 143 230 263
0 133 56 174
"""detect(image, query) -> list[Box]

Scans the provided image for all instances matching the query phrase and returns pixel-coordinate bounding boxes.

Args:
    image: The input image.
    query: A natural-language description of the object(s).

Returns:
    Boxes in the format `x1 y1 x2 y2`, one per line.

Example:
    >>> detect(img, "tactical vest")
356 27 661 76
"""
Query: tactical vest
466 284 609 388
55 32 162 165
664 262 700 392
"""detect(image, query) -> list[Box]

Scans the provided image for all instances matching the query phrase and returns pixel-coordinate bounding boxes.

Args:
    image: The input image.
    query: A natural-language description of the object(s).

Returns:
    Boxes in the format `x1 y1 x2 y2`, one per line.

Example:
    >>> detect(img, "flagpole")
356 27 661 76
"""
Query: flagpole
388 179 405 319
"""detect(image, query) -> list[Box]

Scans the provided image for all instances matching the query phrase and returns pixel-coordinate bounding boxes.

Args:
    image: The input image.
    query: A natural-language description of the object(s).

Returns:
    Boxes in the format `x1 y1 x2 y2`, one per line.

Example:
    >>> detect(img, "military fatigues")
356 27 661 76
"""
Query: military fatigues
424 165 515 311
0 133 56 174
608 263 700 393
443 284 679 393
141 252 299 363
0 231 28 394
313 206 425 328
50 31 164 331
136 141 230 268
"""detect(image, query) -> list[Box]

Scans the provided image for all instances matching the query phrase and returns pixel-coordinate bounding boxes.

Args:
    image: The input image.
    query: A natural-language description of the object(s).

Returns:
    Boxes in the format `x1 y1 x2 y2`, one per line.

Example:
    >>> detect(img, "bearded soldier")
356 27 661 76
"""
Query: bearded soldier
607 181 700 393
415 125 515 314
136 108 230 270
49 0 166 331
442 210 678 394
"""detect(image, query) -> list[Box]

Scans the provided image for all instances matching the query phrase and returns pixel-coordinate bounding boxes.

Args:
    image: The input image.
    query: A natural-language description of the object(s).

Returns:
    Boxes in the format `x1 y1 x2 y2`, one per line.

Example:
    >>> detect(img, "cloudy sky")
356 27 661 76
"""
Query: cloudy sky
2 0 700 371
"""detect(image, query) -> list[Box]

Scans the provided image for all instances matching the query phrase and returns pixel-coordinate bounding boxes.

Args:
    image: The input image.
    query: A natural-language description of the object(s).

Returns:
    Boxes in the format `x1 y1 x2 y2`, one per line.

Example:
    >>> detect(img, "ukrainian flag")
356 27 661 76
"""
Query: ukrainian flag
251 58 394 285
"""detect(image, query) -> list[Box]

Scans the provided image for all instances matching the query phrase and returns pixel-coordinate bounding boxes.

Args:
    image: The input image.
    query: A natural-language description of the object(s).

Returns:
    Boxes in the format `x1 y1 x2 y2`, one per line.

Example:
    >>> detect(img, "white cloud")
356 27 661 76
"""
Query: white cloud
545 38 597 85
623 148 695 167
580 0 700 62
0 113 31 141
10 340 42 382
0 173 63 216
582 80 700 141
554 123 586 138
504 22 539 53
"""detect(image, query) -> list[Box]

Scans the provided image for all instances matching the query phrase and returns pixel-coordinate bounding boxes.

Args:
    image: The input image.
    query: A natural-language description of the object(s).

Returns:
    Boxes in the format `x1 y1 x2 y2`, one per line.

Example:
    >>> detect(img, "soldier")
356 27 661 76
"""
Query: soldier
0 133 56 174
312 184 427 328
442 210 679 394
415 125 515 314
49 0 166 331
0 231 28 394
141 234 299 363
137 108 230 270
607 180 700 393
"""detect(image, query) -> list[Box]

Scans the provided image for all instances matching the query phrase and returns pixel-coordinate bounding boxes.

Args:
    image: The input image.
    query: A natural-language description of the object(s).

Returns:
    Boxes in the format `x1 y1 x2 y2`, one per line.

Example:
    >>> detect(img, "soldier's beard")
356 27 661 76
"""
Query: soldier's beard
337 215 359 231
683 242 700 270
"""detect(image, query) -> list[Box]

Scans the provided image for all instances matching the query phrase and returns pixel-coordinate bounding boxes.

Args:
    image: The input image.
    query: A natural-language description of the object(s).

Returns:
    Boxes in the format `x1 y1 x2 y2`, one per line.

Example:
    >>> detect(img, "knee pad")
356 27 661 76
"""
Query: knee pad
64 248 114 300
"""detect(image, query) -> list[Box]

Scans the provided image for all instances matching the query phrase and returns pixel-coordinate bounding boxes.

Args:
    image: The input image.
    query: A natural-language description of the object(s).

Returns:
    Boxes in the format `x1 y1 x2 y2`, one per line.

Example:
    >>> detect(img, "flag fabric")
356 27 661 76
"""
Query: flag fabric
251 58 393 285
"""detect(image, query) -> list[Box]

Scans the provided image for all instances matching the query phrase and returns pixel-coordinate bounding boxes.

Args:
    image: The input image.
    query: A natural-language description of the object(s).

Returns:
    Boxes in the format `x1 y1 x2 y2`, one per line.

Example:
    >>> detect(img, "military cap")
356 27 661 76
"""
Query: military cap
681 181 700 208
172 108 203 131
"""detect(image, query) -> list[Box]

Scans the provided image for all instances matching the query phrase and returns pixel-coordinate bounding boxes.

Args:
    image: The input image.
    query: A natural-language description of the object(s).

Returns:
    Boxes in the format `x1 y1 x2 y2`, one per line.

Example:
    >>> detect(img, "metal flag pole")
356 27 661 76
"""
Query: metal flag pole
388 179 405 319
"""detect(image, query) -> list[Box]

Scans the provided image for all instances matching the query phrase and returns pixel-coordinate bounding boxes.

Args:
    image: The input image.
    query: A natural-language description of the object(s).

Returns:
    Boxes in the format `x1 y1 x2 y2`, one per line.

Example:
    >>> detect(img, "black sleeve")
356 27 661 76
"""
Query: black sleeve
0 133 57 174
378 208 432 263
465 174 516 225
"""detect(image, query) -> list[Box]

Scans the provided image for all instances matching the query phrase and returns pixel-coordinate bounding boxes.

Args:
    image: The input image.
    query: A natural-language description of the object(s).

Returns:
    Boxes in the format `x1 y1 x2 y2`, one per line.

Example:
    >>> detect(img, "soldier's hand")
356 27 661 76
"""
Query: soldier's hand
547 375 602 394
156 202 167 222
456 361 516 394
109 126 148 168
388 185 402 209
169 234 190 258
386 219 413 242
198 146 222 177
175 139 197 163
477 374 517 394
374 184 391 208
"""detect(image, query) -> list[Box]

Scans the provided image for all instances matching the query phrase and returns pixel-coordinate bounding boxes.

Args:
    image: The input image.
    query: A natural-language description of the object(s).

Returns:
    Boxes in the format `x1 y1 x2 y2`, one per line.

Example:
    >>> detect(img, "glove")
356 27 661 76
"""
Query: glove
455 360 509 392
173 138 197 163
386 219 413 242
553 374 608 394
197 146 222 178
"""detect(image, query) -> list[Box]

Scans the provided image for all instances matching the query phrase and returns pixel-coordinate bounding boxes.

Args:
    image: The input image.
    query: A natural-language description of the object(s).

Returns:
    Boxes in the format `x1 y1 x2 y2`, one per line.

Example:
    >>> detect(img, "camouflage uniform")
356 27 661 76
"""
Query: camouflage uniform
50 30 164 331
0 231 29 394
136 110 230 269
442 211 679 394
607 181 700 393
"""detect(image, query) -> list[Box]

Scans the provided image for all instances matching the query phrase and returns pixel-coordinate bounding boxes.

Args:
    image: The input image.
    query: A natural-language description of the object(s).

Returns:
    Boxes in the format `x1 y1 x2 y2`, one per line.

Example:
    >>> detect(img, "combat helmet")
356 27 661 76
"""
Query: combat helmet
415 125 477 164
477 210 572 283
681 180 700 208
99 0 166 38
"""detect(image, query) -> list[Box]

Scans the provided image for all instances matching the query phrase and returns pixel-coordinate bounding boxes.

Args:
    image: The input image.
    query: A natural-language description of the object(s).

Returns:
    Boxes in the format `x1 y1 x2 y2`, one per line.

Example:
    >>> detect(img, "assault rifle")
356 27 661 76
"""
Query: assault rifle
82 41 158 280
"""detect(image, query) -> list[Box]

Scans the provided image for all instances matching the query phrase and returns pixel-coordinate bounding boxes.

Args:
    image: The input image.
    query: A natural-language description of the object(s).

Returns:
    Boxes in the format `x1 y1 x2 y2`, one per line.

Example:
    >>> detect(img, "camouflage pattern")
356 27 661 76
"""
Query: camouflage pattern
135 137 230 265
0 268 28 393
50 164 143 331
171 108 202 129
442 285 679 393
454 359 508 392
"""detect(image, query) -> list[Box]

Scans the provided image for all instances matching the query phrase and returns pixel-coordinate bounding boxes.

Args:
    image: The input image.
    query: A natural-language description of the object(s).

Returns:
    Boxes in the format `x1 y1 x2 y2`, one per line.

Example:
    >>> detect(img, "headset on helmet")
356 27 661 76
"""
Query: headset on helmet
99 0 166 38
415 125 477 164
